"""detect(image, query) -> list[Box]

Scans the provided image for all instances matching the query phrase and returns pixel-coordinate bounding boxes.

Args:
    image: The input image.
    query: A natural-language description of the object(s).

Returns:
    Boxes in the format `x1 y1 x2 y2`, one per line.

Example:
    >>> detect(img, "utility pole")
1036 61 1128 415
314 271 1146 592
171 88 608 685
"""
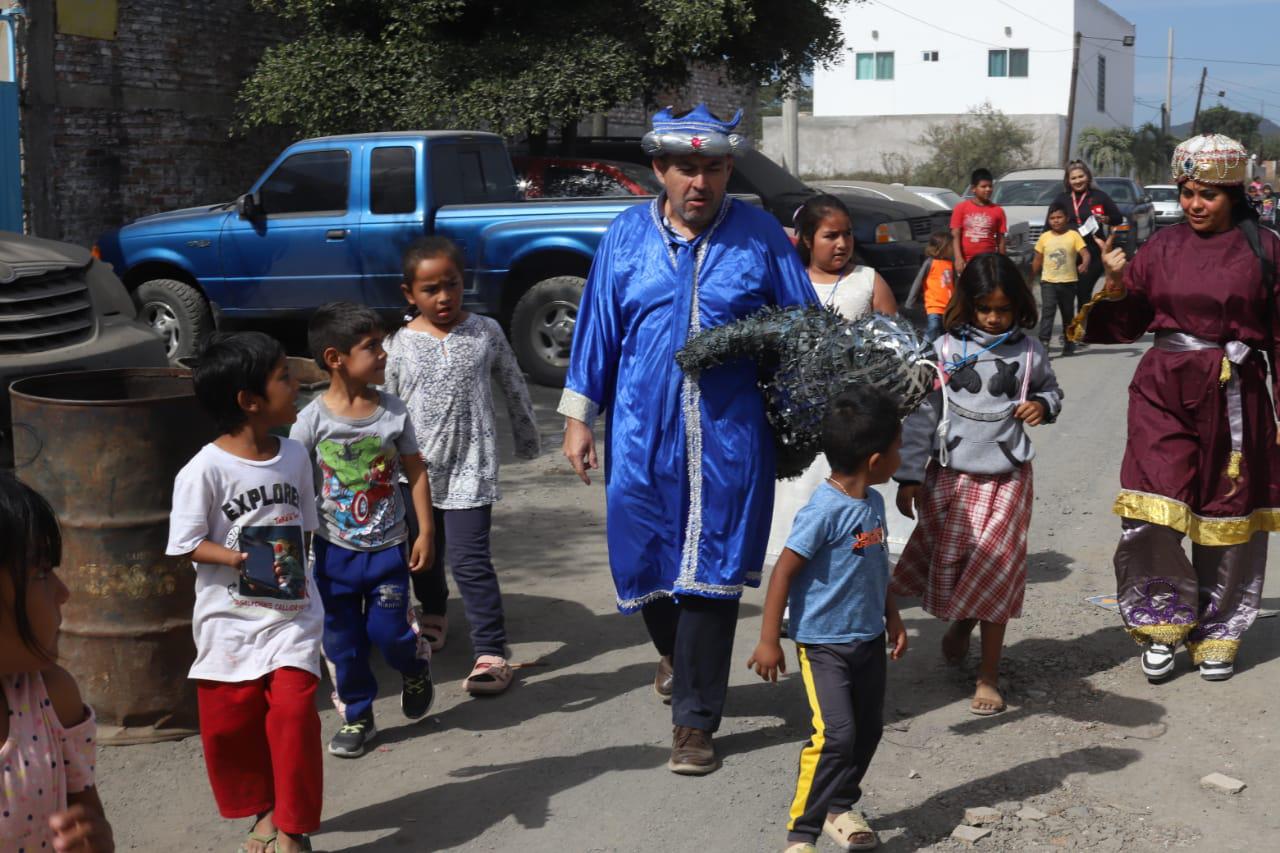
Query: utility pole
1062 31 1081 166
1192 66 1207 134
1163 28 1174 136
782 92 800 177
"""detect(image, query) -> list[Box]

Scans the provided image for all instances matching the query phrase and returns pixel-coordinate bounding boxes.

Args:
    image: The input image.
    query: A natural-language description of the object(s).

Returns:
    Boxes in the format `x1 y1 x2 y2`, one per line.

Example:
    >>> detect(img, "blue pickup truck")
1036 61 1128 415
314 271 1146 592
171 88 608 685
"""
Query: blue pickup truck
94 131 645 385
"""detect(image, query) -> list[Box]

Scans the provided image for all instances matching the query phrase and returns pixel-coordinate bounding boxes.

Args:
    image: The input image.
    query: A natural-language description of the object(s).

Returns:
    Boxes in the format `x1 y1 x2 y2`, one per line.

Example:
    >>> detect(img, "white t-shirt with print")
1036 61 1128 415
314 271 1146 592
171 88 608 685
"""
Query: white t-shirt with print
166 439 323 683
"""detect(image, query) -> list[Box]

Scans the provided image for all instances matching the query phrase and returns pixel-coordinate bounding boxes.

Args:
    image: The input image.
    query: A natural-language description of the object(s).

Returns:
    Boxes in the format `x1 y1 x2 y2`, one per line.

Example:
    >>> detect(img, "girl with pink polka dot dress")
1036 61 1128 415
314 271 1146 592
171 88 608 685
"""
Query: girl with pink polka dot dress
0 476 113 852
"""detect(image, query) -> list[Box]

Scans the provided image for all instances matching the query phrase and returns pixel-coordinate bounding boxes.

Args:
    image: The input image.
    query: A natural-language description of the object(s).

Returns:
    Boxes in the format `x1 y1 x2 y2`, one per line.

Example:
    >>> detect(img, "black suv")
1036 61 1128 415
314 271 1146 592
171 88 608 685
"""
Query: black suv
0 232 168 467
526 139 946 307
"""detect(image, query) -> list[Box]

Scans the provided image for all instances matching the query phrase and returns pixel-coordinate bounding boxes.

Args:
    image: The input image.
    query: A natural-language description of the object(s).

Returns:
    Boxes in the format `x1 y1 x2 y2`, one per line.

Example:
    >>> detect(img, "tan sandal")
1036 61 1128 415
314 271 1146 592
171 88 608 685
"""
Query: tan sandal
464 654 513 695
824 810 879 850
784 844 817 852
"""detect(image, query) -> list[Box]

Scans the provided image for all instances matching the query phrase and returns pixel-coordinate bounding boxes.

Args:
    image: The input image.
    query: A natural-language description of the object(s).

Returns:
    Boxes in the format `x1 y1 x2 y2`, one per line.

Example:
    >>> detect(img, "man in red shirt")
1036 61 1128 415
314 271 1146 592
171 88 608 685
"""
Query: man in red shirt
950 168 1007 277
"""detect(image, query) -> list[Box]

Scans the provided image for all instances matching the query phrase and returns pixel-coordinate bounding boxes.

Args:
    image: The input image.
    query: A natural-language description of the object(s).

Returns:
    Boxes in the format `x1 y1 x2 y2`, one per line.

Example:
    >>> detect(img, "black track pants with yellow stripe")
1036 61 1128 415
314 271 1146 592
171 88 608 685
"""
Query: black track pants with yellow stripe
786 635 887 843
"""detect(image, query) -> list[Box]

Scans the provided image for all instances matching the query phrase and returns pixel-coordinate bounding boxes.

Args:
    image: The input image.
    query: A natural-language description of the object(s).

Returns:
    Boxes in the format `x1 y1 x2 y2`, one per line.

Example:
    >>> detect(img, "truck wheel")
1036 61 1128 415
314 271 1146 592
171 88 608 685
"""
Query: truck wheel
133 278 213 363
510 276 584 387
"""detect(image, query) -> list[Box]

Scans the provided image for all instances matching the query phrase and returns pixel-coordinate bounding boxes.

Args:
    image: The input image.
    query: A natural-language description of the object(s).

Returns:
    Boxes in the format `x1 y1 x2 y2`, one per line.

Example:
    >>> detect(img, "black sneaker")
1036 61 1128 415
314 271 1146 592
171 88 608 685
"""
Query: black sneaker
328 715 377 758
401 669 435 720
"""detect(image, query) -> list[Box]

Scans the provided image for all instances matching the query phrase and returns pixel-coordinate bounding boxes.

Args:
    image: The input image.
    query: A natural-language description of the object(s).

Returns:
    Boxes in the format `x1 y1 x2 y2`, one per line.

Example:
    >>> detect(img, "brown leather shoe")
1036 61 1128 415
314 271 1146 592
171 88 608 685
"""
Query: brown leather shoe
668 725 720 775
654 655 673 704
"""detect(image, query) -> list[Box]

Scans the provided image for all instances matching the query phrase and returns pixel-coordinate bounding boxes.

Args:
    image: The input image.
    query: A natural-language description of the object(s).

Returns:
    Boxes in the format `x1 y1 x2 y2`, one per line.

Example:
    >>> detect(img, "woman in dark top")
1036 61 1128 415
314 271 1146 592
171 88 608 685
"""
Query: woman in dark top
1047 160 1125 310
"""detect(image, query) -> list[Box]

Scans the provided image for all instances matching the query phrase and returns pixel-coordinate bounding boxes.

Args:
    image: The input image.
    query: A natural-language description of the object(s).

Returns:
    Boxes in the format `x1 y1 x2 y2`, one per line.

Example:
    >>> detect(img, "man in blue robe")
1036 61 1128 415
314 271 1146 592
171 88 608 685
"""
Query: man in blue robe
559 104 817 774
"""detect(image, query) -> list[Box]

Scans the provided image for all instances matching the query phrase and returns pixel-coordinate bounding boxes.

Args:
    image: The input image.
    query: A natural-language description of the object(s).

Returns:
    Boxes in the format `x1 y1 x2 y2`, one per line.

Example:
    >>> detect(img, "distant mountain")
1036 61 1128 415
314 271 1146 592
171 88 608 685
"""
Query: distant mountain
1170 117 1280 137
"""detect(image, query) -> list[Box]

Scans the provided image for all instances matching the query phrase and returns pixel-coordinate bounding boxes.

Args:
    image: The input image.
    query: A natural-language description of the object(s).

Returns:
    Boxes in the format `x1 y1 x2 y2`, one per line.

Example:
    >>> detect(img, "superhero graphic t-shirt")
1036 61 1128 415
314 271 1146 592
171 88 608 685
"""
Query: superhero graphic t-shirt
290 392 420 551
166 439 322 682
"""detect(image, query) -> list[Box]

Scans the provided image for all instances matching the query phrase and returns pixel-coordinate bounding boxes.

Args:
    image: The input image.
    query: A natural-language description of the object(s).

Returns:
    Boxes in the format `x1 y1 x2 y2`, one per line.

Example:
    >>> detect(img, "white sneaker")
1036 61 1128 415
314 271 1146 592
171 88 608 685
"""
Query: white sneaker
1199 659 1233 681
1140 642 1175 682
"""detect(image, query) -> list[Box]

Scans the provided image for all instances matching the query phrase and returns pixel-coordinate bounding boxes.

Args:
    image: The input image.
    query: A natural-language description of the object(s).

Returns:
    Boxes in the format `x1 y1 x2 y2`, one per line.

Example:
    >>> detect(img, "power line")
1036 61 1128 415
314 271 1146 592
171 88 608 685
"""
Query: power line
1091 40 1280 68
992 0 1072 36
1208 75 1280 101
870 0 1073 52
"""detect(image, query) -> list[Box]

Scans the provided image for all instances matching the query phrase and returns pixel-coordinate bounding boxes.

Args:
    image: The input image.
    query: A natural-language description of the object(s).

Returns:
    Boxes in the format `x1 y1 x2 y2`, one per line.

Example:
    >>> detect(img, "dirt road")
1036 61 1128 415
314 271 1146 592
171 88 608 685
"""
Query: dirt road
99 337 1276 851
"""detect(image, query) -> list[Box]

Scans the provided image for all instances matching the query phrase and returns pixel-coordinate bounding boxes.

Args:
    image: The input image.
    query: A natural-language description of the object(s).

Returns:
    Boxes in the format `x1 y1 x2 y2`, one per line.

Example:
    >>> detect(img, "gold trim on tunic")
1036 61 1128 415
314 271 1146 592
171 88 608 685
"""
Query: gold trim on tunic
1127 624 1194 647
1186 638 1240 664
1113 490 1280 546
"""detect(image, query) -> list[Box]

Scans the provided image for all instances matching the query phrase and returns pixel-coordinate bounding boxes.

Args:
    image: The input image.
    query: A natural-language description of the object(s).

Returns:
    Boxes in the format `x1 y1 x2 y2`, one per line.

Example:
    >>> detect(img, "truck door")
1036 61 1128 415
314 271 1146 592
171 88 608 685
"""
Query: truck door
219 148 363 309
358 144 423 309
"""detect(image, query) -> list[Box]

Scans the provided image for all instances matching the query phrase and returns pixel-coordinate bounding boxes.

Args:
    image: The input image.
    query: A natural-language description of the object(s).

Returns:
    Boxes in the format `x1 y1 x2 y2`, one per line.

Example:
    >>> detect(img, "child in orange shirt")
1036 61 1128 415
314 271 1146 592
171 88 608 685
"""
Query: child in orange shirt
907 231 955 345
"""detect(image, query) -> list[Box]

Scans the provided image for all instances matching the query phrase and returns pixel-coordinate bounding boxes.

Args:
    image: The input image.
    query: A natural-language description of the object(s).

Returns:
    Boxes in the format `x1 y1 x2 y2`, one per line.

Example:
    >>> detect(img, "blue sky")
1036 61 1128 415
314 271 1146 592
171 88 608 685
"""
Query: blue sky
1107 0 1280 126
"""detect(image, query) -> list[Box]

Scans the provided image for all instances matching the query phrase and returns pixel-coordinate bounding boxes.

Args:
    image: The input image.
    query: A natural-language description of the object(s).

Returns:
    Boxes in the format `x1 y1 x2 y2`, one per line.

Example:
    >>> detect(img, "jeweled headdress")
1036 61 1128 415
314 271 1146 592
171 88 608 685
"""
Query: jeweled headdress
1172 134 1249 186
641 104 750 157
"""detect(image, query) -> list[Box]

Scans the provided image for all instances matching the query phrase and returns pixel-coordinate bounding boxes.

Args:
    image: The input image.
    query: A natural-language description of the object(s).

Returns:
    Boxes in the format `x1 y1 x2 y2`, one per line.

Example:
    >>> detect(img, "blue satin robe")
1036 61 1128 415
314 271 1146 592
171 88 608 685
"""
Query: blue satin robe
561 196 818 612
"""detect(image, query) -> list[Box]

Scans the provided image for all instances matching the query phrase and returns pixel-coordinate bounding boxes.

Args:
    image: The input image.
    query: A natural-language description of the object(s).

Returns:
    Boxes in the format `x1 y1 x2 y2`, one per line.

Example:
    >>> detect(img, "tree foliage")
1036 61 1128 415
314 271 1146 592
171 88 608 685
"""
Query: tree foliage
1130 122 1177 185
1196 105 1262 145
912 104 1034 192
1076 127 1135 177
238 0 850 140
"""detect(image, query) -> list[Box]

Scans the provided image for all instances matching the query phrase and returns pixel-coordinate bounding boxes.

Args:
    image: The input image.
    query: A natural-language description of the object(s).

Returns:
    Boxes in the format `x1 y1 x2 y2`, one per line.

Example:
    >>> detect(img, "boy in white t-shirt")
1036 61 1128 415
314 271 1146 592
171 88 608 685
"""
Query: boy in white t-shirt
166 332 322 853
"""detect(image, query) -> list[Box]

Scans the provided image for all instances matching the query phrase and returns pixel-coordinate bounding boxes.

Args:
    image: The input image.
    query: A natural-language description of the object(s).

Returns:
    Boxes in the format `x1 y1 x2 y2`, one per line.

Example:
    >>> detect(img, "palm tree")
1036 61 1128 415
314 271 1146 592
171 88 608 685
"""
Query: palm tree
1131 123 1178 185
1077 127 1136 176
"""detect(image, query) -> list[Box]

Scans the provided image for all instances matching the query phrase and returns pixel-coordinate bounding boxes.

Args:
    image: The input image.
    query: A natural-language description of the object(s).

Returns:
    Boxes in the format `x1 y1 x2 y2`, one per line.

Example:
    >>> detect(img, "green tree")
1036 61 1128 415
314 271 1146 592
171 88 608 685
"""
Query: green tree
238 0 850 143
912 103 1034 192
1130 122 1177 185
1196 105 1262 147
1076 127 1135 176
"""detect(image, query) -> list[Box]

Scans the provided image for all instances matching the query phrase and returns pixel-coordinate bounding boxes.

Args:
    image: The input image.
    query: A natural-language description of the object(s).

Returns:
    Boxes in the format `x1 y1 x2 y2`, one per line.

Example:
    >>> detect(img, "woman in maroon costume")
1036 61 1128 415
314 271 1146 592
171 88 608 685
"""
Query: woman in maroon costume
1070 134 1280 683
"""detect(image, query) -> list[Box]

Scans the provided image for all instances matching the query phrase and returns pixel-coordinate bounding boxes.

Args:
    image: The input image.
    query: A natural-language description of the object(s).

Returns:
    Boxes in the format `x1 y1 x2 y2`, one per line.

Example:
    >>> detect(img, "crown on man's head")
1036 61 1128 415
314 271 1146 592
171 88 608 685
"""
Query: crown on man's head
641 103 749 157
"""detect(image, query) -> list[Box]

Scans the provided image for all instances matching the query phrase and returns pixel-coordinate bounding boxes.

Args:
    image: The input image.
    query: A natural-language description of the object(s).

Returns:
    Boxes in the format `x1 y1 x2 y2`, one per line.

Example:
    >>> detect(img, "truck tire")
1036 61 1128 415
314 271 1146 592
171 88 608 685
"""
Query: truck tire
133 278 213 363
510 275 584 387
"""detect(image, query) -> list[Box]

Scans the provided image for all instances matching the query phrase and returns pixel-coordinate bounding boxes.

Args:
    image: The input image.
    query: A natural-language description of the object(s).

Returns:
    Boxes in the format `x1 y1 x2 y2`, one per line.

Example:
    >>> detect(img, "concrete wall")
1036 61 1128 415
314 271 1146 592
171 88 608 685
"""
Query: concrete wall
761 113 1064 182
18 0 292 247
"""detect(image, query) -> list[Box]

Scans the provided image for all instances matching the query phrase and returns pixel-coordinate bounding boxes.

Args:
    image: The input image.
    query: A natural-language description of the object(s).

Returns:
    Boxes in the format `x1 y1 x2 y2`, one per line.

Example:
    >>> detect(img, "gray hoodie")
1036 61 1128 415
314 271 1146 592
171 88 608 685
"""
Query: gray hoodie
896 326 1063 484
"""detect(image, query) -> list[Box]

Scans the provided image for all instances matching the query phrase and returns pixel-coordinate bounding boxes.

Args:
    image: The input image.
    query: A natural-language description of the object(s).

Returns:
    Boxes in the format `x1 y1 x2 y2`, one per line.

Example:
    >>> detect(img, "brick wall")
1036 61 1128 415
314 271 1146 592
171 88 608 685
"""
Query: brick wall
604 63 758 139
20 0 292 247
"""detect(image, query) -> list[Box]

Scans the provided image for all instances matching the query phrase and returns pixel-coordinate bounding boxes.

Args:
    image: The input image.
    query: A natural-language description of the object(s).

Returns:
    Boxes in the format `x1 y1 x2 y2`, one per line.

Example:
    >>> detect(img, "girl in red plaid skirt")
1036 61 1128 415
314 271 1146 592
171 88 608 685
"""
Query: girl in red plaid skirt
892 254 1063 715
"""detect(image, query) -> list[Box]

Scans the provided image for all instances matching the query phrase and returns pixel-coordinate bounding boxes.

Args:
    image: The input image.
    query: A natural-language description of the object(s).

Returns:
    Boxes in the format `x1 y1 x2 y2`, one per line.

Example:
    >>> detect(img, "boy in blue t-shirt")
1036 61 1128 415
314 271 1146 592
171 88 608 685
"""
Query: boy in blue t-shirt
748 387 908 853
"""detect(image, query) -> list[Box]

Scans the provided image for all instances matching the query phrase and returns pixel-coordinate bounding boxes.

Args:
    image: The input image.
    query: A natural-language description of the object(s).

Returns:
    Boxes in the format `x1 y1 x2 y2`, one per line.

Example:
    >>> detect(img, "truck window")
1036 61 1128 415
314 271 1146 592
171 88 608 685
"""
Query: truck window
259 149 350 215
370 146 416 214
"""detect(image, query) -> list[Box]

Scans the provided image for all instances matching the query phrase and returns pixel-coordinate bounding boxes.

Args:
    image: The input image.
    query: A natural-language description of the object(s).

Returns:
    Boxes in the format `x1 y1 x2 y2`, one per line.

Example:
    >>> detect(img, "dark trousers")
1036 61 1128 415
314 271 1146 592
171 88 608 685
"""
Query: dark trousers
312 538 427 723
403 485 507 657
786 636 886 843
924 313 945 346
1076 253 1103 310
641 595 740 732
1038 282 1077 346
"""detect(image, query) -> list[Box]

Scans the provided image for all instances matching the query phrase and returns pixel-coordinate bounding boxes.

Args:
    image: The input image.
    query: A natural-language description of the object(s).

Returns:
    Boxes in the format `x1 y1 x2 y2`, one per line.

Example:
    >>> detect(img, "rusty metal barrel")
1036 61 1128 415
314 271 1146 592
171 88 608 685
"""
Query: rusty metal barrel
10 368 214 744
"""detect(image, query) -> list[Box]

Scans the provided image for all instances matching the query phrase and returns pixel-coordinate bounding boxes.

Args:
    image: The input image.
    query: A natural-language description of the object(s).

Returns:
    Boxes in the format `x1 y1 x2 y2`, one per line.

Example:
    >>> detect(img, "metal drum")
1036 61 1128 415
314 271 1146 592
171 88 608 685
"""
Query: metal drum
10 368 214 744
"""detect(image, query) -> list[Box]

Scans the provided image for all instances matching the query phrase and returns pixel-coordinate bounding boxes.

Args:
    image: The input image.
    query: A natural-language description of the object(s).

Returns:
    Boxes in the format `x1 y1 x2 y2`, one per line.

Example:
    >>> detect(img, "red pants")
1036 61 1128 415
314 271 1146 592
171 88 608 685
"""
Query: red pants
197 667 323 834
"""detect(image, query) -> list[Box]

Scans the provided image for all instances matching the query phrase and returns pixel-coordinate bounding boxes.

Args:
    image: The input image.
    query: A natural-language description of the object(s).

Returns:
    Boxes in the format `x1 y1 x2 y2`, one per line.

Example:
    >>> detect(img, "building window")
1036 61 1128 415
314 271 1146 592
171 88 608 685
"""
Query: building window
989 48 1028 77
856 51 895 80
922 50 939 62
1097 55 1107 111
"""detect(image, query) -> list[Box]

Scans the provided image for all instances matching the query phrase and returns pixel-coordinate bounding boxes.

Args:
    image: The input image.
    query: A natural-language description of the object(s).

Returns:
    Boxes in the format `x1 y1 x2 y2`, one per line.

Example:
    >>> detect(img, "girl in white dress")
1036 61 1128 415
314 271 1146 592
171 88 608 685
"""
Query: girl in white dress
766 195 898 565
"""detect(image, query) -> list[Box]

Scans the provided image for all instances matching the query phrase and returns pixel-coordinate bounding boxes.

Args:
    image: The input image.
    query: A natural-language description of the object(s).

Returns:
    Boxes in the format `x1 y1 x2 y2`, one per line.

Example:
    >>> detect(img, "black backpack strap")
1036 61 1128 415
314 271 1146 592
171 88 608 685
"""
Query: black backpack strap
1240 218 1276 381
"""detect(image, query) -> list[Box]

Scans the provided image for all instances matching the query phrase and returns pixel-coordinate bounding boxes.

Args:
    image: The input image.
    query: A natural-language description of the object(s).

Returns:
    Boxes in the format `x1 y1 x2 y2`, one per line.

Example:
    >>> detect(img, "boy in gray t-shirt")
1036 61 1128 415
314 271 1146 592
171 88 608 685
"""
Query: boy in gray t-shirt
289 302 434 759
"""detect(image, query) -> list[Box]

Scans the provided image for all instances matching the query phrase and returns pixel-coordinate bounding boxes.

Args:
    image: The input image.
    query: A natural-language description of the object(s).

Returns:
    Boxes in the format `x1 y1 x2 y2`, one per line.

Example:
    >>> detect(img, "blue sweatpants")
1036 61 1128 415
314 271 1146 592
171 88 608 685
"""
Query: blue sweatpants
312 538 428 723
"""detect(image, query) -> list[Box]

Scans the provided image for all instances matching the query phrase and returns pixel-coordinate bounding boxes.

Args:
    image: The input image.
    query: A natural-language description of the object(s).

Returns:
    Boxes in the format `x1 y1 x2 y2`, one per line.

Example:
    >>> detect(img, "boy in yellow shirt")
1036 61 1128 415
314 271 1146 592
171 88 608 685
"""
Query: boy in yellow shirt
1032 202 1091 356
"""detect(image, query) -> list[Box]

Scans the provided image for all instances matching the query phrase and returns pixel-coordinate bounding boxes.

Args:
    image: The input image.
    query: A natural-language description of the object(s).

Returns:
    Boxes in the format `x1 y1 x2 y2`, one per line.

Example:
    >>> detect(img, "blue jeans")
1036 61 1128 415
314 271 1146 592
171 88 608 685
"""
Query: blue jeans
924 313 945 346
313 538 427 722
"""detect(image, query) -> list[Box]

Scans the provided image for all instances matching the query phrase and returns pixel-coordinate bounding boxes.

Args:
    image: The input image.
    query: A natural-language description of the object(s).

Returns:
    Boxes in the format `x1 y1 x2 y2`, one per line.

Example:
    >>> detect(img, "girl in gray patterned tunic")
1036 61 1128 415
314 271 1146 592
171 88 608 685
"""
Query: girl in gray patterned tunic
385 237 541 695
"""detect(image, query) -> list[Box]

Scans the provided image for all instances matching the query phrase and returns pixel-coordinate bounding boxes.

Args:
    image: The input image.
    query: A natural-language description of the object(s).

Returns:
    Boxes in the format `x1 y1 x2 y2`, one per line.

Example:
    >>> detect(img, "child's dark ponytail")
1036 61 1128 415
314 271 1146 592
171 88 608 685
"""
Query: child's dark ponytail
392 236 466 336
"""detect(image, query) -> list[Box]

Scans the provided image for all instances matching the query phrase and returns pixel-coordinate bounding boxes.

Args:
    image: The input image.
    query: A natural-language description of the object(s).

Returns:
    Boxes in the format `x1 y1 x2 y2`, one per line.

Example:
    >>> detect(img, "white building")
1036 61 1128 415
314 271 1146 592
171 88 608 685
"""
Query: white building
763 0 1135 180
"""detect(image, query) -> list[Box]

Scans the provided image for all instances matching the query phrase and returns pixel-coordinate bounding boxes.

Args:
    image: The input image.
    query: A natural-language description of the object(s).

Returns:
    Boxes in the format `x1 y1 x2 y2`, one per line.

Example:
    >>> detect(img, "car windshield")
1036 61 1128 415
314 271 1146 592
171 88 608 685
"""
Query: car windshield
1147 186 1179 203
1095 179 1138 203
725 149 809 198
993 180 1060 205
933 190 962 208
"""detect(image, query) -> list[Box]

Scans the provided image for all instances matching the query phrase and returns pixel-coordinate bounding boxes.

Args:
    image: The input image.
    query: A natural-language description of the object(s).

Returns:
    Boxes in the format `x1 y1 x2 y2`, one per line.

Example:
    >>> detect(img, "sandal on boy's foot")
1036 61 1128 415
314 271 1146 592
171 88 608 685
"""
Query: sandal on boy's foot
415 607 448 653
236 829 276 853
784 844 817 853
274 832 313 853
464 655 514 695
1141 642 1175 682
824 810 879 851
328 714 377 758
969 681 1006 716
1199 659 1234 681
